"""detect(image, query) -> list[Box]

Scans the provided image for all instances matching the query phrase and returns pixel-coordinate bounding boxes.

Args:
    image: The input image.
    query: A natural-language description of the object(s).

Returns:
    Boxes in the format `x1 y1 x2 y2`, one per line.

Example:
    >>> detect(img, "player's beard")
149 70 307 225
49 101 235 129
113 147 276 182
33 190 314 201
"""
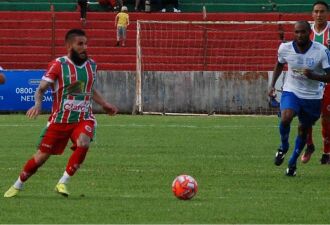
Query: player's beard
70 48 88 66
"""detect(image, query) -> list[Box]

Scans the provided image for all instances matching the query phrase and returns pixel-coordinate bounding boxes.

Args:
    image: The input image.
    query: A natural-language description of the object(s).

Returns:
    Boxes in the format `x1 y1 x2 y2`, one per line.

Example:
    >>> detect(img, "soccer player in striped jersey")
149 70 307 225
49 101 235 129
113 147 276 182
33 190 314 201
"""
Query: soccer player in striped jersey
4 29 118 198
301 1 330 164
270 21 330 176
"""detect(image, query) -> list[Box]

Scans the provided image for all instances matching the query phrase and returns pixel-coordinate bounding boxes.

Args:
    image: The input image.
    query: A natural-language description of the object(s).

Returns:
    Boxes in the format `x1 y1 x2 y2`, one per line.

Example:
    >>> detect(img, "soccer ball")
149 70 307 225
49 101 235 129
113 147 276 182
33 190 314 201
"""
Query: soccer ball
172 175 198 200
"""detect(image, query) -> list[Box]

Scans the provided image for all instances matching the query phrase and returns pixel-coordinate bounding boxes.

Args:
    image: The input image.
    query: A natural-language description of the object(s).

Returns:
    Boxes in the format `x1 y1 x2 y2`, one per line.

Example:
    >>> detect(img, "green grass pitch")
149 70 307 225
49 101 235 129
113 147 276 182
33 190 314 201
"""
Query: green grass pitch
0 114 329 224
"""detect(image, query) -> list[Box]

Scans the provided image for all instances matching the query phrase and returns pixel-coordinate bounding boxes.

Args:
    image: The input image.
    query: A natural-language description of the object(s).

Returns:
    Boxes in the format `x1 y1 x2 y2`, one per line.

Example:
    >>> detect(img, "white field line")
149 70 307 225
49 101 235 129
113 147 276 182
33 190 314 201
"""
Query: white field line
0 123 320 130
0 123 286 129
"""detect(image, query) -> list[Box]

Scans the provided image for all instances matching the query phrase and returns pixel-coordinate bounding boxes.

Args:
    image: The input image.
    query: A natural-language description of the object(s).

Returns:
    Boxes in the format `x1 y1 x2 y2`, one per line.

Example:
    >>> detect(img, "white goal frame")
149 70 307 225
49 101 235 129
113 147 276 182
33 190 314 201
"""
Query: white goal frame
134 20 298 115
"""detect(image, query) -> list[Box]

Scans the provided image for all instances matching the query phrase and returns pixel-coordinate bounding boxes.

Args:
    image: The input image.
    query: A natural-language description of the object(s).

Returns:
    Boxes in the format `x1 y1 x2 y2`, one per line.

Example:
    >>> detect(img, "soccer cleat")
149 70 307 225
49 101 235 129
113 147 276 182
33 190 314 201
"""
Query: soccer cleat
320 154 330 164
286 165 297 177
55 183 69 197
274 148 286 166
4 186 20 198
301 144 315 164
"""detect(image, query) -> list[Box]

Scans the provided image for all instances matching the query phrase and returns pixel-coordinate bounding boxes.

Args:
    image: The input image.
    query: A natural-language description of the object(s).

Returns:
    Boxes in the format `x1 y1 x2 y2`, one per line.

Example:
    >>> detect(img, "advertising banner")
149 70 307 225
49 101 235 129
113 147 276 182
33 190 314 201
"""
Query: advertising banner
0 70 52 111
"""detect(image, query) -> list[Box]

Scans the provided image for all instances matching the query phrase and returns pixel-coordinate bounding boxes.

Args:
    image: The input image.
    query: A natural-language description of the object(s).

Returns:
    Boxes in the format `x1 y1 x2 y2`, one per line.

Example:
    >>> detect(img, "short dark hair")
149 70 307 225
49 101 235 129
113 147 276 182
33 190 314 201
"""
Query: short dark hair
65 29 86 42
296 21 312 31
313 1 329 10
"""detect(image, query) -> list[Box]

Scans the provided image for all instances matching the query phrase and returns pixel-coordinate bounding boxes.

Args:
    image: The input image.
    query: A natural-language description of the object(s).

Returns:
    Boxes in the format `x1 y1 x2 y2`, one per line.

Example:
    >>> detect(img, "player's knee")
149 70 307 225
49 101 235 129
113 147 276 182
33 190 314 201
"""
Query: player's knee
322 115 330 122
76 138 90 148
77 141 90 148
77 134 91 148
281 118 292 127
33 150 50 165
298 124 309 137
281 111 294 126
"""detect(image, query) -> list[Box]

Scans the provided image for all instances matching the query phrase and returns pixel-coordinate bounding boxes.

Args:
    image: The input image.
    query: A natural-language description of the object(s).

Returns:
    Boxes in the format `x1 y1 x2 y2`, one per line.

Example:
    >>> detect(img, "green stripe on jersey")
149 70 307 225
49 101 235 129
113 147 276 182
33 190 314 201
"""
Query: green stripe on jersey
67 66 89 122
314 34 324 44
55 57 70 123
76 66 88 101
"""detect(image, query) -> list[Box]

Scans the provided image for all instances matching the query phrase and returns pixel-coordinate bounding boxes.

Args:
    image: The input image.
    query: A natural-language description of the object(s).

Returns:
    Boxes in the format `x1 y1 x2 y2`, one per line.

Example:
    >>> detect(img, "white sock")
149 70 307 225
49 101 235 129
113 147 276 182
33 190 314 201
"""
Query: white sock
58 171 71 184
13 177 24 190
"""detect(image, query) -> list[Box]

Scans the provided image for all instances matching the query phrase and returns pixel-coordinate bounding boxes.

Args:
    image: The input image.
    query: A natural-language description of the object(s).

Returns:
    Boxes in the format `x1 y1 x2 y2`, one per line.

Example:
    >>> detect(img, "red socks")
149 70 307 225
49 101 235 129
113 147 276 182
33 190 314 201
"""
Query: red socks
19 158 39 182
19 147 89 182
322 120 330 154
66 147 88 176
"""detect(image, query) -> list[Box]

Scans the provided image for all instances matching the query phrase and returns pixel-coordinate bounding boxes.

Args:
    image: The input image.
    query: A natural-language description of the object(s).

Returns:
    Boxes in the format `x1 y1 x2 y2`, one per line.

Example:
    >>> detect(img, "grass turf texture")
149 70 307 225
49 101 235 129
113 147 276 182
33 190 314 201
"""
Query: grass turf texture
0 114 329 224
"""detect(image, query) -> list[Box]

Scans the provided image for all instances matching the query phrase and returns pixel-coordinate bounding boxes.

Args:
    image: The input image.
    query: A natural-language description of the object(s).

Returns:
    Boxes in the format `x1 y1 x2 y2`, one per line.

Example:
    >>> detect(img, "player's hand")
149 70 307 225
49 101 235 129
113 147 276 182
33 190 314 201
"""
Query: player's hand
302 69 313 79
102 103 118 116
26 105 41 119
268 87 276 98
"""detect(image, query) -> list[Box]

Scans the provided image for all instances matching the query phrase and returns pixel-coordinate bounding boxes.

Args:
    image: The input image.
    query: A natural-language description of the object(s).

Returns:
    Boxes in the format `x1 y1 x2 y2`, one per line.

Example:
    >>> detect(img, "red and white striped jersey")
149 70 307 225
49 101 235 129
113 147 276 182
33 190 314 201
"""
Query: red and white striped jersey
311 22 330 47
42 56 97 123
311 22 330 95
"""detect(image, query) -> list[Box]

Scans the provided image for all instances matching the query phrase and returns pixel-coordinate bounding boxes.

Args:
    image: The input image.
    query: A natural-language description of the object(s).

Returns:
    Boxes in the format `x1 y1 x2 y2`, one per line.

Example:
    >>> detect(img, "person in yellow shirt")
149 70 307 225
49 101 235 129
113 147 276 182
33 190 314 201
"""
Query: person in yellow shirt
115 6 129 47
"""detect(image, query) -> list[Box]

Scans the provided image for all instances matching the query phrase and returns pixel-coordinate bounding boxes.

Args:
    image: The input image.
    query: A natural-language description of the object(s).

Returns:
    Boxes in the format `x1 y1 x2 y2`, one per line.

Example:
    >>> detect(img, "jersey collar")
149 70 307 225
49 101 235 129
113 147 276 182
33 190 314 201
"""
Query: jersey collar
292 41 313 54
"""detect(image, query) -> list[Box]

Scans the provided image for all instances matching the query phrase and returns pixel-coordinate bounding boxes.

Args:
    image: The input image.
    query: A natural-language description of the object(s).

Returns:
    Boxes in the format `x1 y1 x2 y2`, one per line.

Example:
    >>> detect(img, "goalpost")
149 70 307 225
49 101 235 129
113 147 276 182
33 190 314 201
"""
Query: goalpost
134 20 296 115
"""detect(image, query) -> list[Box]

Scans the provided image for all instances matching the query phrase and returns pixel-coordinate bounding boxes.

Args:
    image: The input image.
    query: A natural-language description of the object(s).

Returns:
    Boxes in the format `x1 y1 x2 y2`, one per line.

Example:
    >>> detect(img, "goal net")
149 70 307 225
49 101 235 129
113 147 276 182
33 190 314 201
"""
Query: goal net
135 20 295 115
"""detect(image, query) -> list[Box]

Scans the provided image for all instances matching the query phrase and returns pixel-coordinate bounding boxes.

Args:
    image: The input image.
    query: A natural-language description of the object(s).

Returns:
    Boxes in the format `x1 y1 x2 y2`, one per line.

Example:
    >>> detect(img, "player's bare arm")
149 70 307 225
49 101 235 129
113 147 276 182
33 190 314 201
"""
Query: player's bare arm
303 69 330 82
269 62 285 97
92 89 118 115
0 72 5 84
26 80 51 119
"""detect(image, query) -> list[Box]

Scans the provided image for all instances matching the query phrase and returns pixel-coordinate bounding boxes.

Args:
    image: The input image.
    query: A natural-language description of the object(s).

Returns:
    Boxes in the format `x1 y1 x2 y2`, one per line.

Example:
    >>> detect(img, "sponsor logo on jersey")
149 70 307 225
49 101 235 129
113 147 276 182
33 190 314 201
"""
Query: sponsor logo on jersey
63 99 90 112
306 58 315 67
85 125 92 133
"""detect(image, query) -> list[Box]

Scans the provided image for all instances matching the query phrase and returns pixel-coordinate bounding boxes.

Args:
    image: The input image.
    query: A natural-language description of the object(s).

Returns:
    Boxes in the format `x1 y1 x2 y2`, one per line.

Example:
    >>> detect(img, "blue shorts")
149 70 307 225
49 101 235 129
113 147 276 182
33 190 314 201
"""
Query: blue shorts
280 91 321 127
117 26 127 39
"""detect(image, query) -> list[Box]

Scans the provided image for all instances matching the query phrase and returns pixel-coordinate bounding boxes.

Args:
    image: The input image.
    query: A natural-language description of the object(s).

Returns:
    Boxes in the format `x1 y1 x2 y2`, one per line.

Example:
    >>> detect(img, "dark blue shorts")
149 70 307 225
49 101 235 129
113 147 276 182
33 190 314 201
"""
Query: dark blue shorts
280 91 321 127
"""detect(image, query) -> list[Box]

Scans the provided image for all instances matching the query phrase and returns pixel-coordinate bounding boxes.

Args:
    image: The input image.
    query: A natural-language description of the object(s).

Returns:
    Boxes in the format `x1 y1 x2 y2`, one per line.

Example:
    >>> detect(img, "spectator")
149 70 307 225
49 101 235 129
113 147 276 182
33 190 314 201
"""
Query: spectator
98 0 117 11
77 0 88 25
115 0 123 11
98 0 118 11
115 6 129 47
160 0 180 12
135 0 142 11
